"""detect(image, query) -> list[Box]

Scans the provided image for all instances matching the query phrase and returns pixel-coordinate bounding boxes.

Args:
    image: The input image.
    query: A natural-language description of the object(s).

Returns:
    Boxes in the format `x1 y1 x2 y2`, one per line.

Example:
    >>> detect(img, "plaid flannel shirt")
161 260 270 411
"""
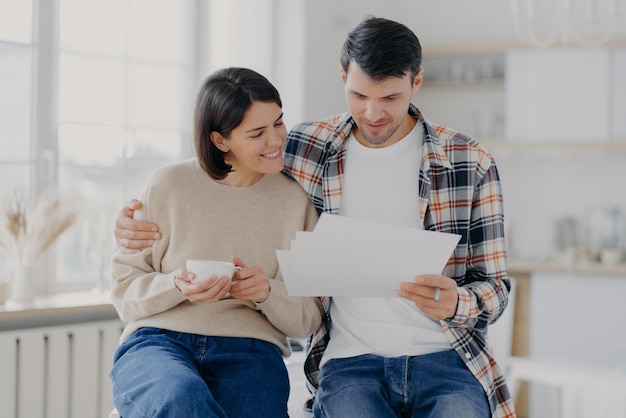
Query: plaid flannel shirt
282 104 515 418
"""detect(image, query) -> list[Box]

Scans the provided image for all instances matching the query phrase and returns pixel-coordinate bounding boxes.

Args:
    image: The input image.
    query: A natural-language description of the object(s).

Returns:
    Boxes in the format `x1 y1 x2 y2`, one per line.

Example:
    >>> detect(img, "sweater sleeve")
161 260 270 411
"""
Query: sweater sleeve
110 250 187 322
110 179 187 322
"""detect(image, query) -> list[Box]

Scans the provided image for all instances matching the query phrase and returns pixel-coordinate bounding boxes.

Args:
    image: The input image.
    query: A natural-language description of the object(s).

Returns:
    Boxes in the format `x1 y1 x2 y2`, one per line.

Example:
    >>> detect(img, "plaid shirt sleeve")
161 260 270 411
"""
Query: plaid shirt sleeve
423 123 510 330
422 119 515 418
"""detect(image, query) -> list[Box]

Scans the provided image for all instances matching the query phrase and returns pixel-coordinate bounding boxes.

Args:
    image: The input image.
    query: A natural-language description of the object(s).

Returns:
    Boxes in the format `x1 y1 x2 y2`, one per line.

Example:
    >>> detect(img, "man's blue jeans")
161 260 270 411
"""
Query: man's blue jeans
110 327 289 418
312 350 489 418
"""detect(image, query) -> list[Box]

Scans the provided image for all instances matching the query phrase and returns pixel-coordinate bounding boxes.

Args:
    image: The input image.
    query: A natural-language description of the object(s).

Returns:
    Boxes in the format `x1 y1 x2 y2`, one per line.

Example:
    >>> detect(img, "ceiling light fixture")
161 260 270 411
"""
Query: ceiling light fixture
510 0 620 48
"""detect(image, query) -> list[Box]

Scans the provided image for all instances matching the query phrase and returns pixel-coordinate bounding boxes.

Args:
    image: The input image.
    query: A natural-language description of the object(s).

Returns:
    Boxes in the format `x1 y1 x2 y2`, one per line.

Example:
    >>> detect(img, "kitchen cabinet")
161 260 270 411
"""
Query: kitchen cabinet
418 45 626 145
507 261 626 417
506 46 626 142
526 269 626 417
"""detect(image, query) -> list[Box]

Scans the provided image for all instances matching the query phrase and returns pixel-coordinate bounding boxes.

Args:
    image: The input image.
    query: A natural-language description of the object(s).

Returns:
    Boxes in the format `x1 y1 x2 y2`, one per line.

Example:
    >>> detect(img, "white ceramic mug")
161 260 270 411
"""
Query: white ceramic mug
186 259 238 284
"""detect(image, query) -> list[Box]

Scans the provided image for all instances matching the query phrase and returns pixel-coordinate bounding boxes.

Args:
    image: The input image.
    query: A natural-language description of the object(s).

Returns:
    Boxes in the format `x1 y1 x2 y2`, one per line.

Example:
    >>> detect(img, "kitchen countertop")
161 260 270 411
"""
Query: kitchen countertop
508 259 626 276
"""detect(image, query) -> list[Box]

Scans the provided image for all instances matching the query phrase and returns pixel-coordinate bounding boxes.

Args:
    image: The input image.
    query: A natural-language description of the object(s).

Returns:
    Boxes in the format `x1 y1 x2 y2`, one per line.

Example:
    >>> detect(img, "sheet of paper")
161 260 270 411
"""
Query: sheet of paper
276 250 332 297
277 214 461 297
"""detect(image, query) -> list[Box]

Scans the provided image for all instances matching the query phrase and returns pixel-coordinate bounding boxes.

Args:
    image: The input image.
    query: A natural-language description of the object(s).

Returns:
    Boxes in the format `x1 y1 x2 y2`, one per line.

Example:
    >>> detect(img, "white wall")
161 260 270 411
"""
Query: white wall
495 148 626 260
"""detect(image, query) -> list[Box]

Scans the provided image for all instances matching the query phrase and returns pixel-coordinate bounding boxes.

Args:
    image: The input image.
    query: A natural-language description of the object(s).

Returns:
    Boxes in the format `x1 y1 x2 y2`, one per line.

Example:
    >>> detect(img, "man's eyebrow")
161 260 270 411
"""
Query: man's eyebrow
348 89 402 98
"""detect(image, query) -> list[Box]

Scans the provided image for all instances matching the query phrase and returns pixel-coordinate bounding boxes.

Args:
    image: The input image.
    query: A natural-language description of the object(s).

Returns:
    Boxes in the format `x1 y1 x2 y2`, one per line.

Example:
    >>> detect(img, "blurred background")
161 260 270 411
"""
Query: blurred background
1 1 626 417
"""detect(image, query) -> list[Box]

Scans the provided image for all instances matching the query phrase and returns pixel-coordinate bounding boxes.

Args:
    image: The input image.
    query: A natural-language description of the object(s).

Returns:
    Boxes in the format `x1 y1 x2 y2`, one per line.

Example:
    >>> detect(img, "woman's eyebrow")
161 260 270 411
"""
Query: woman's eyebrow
245 112 284 134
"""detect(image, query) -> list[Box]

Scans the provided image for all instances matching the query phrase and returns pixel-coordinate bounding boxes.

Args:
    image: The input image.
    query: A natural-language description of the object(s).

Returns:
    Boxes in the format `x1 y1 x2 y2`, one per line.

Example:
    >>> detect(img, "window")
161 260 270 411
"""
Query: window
0 0 33 194
55 0 197 292
0 0 34 282
1 0 200 293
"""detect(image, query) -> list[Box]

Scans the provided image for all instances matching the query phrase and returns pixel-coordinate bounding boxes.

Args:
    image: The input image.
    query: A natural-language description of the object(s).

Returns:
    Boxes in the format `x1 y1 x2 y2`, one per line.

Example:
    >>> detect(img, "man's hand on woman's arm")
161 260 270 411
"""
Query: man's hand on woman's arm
114 199 162 253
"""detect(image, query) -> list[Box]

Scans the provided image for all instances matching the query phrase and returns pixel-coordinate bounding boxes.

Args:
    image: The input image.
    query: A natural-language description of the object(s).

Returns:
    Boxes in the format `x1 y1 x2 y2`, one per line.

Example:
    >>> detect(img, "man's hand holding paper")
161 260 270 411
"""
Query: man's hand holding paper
398 274 459 320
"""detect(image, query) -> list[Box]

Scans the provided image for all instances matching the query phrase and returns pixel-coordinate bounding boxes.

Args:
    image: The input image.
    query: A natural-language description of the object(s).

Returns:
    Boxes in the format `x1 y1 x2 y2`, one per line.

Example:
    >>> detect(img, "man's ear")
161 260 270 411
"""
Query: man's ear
340 65 347 84
412 68 424 94
210 131 228 152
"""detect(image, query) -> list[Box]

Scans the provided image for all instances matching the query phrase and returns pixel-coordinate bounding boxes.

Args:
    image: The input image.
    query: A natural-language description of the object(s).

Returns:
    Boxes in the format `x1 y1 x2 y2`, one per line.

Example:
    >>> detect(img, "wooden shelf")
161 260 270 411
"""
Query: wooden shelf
422 79 504 89
422 43 519 57
482 140 626 151
422 39 626 57
508 259 626 277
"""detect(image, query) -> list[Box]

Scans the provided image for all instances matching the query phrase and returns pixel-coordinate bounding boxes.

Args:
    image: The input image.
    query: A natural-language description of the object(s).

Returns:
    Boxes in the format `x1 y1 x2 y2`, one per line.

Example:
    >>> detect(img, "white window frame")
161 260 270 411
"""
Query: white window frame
20 0 206 295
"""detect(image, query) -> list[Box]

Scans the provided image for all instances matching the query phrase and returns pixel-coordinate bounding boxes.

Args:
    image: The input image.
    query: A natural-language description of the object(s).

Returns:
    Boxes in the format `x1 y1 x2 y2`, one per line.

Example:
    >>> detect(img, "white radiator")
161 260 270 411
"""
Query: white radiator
0 319 124 418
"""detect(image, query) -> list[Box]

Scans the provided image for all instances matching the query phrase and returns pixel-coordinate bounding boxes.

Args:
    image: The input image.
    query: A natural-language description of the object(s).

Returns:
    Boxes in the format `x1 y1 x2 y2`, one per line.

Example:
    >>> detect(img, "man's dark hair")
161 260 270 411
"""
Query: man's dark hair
340 16 422 81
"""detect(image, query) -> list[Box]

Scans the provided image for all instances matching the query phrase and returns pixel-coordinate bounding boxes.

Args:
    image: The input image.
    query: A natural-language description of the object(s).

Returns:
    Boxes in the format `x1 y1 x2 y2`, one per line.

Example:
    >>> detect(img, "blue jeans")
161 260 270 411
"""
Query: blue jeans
312 350 489 418
110 328 289 418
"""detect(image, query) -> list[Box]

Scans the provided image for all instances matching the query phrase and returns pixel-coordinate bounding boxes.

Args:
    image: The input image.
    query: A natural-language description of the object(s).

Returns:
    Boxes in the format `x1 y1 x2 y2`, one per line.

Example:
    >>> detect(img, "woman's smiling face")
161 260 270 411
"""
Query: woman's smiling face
212 100 287 186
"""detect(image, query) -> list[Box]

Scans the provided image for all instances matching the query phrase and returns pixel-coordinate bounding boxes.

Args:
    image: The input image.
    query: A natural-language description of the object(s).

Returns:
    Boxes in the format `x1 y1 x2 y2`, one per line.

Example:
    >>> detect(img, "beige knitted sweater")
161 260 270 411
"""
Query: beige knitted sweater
111 159 322 356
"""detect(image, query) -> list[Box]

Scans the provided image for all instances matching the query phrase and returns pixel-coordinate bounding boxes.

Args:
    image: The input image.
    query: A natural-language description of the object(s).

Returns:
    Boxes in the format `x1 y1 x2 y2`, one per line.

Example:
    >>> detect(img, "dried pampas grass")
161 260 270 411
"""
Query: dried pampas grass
0 187 78 266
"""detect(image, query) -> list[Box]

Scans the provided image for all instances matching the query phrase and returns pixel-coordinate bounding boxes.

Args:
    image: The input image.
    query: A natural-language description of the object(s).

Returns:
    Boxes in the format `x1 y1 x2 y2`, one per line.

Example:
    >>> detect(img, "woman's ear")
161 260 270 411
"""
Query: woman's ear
210 131 229 153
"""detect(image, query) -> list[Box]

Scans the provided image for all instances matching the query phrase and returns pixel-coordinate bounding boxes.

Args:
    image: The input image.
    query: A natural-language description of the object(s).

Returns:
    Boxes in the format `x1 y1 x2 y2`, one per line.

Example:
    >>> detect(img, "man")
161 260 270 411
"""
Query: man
115 16 515 418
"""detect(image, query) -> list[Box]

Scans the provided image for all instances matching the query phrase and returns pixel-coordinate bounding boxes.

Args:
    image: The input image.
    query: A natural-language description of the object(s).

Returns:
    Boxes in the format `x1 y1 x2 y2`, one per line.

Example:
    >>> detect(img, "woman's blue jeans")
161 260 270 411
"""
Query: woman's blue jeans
312 350 489 418
110 327 289 418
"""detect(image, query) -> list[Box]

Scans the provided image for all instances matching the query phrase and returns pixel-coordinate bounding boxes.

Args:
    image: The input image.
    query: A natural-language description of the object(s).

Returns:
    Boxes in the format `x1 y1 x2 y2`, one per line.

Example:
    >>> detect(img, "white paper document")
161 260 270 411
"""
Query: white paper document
277 214 461 297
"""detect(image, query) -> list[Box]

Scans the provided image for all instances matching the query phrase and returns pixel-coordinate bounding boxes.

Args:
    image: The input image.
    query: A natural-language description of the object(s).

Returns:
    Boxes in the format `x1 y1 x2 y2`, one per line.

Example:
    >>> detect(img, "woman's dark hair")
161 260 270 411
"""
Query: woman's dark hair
340 16 422 82
194 67 282 180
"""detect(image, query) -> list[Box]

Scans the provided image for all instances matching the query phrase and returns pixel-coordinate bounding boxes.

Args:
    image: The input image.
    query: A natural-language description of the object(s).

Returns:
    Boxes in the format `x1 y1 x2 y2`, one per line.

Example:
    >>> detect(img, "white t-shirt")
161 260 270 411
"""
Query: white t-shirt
321 122 452 364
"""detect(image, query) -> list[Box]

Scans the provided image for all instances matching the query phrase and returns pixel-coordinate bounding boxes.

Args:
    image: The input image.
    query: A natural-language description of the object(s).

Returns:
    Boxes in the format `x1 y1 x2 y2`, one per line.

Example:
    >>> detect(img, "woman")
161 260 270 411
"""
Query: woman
110 67 322 418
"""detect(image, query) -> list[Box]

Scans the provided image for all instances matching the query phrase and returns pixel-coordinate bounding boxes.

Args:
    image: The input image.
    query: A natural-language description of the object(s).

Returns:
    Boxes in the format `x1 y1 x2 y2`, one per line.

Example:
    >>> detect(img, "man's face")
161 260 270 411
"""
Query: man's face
342 62 422 148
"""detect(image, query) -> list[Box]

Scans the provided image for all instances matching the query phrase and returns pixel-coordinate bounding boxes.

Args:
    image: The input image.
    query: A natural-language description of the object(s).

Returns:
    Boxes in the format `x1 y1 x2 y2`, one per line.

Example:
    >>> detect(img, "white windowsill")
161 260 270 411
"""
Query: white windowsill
0 290 119 331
